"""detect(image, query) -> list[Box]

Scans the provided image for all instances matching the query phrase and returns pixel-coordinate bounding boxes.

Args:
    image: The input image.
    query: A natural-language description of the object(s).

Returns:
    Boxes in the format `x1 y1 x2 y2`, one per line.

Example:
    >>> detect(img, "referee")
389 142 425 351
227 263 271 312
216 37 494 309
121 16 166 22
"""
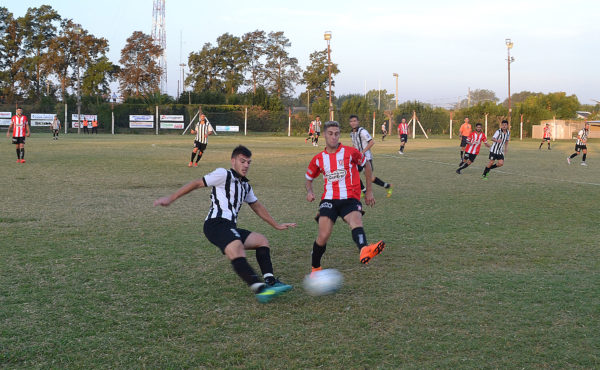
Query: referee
189 114 212 167
155 145 296 303
482 119 510 179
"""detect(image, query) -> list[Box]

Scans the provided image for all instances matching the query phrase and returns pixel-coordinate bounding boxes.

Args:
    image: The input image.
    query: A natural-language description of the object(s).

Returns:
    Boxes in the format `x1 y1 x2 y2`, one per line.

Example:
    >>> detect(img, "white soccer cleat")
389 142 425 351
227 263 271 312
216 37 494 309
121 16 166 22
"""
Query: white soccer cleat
567 157 571 164
398 151 404 155
581 162 587 166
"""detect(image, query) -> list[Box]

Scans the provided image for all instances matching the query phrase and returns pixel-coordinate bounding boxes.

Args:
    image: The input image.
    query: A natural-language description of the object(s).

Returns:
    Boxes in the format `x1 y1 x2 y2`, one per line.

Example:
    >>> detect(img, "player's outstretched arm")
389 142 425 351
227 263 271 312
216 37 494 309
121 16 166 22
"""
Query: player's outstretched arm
249 201 296 230
153 178 205 207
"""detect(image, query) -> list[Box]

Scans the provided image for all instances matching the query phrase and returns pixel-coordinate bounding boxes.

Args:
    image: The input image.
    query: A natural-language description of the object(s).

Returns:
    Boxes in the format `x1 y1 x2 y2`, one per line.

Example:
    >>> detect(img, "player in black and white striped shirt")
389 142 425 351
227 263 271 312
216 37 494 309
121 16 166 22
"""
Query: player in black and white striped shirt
155 145 297 303
482 120 510 179
567 122 590 166
188 114 212 167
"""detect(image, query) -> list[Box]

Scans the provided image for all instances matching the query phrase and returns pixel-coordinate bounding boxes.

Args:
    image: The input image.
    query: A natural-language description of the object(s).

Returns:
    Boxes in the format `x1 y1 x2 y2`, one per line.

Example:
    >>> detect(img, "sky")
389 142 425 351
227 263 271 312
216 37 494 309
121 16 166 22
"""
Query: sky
5 0 600 107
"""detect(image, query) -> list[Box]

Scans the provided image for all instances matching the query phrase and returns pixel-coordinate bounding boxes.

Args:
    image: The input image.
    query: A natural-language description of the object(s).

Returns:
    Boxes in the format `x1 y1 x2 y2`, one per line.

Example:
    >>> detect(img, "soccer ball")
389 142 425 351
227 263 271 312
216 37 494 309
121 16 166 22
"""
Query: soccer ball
303 269 343 296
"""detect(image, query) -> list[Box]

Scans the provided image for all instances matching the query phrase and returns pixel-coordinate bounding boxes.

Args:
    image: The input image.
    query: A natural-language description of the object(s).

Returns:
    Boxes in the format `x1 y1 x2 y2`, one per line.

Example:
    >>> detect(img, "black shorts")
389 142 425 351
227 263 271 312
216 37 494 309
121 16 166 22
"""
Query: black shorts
489 152 504 161
358 159 374 172
400 134 408 143
203 218 251 254
194 141 208 152
543 137 550 141
460 136 468 147
463 153 477 162
575 144 587 152
318 198 363 223
315 132 320 137
12 137 25 145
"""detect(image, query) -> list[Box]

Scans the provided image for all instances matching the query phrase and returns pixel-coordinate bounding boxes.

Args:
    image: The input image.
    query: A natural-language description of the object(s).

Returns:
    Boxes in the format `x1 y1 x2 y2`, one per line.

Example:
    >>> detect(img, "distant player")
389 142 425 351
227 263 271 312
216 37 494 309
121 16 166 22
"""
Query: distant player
305 120 315 144
567 122 590 166
305 120 385 274
51 114 60 140
349 115 393 197
155 145 296 303
189 114 213 167
539 123 551 150
456 123 490 174
313 116 322 146
381 121 388 141
482 119 510 179
7 108 30 163
397 118 409 154
459 117 472 162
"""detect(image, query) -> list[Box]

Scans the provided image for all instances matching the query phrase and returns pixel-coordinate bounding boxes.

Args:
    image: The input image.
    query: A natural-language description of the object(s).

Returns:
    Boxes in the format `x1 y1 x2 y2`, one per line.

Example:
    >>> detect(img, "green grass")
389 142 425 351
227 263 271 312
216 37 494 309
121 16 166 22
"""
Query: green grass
1 133 599 368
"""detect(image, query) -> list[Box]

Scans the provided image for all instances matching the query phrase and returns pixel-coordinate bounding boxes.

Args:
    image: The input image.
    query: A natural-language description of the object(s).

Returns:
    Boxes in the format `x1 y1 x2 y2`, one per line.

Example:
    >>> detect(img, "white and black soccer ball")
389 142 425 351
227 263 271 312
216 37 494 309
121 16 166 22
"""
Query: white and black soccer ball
303 269 343 296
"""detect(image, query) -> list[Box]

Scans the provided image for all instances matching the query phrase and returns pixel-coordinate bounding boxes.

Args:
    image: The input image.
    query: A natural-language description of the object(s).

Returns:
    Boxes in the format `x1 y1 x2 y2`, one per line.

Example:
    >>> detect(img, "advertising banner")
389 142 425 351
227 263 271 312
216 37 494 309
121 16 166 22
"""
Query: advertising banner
0 112 10 126
160 115 184 122
71 114 97 128
129 115 154 122
160 122 185 129
130 121 154 128
216 125 240 132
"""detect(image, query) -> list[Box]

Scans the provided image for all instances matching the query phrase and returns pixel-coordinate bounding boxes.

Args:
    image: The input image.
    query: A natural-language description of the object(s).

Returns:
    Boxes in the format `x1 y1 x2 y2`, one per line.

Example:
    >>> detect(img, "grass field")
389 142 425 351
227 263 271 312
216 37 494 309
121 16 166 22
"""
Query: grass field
1 132 599 368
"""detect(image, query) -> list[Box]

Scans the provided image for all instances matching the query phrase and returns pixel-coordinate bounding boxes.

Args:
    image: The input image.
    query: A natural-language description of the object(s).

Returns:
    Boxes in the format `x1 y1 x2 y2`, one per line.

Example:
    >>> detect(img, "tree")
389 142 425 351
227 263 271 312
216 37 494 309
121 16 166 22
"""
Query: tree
300 49 340 105
118 31 163 98
456 88 498 109
0 7 22 102
241 30 267 94
264 31 301 98
82 56 119 103
215 33 247 94
187 42 224 93
19 5 61 99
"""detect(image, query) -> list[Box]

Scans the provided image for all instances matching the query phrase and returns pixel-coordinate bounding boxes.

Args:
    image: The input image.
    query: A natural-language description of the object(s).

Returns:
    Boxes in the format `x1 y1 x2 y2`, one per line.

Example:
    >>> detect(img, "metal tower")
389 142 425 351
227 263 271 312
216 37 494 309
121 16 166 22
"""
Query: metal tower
152 0 167 94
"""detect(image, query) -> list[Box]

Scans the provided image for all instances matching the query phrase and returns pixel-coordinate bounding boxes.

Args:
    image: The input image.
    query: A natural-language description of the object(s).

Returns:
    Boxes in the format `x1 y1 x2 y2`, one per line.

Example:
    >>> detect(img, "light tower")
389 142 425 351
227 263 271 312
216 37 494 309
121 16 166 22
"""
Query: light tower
152 0 167 94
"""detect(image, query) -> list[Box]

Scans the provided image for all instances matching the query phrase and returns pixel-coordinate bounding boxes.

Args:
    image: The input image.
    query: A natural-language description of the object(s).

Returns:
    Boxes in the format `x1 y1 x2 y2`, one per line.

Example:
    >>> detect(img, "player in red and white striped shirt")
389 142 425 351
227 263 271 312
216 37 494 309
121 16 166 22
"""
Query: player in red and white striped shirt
456 123 490 174
397 118 410 154
305 121 385 272
538 123 551 150
6 108 30 163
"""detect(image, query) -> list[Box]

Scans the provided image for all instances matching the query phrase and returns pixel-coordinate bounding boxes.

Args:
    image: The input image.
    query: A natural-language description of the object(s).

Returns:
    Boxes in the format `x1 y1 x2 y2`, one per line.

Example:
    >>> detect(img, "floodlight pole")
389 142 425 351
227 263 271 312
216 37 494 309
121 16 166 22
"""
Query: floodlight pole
324 31 333 121
506 38 514 126
75 27 82 134
393 73 399 109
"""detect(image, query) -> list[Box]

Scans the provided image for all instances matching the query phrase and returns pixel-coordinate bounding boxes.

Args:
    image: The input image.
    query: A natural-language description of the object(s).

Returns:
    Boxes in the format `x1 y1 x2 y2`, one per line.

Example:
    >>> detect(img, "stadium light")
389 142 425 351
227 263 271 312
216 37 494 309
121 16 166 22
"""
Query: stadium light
324 31 333 121
393 73 399 109
505 38 515 126
74 26 82 134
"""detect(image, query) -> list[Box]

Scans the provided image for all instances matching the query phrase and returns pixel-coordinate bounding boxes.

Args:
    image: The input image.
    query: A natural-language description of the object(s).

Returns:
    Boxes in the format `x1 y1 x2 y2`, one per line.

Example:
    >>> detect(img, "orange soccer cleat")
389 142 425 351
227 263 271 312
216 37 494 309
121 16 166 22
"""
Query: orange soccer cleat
359 240 386 264
310 266 323 276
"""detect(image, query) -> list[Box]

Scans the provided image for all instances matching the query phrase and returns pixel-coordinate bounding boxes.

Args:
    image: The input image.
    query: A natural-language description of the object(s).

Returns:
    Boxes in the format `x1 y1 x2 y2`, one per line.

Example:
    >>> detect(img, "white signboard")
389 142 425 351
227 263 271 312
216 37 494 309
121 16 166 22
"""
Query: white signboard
129 115 154 122
160 115 184 122
130 121 154 128
31 120 52 127
32 113 56 120
0 112 11 126
216 125 239 132
160 122 185 129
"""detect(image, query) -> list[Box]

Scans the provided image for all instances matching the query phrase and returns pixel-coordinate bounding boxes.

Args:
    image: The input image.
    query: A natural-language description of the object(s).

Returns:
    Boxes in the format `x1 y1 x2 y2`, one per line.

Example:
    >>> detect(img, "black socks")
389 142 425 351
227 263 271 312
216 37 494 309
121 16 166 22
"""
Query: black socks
351 227 367 250
311 242 326 268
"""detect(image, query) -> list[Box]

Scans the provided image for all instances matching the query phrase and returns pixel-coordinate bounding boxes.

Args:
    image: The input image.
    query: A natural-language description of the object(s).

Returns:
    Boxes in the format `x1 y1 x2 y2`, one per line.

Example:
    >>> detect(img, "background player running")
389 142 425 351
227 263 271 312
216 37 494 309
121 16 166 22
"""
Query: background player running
7 107 30 163
155 145 296 303
349 115 393 197
567 122 590 166
305 120 385 274
381 121 388 141
397 118 409 154
189 114 213 167
539 123 551 150
456 123 490 174
482 119 510 179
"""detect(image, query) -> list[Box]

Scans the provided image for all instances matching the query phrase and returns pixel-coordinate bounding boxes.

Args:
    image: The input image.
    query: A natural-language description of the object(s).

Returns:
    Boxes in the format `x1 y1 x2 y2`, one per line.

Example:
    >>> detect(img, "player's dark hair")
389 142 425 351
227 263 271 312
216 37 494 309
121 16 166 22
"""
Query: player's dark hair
501 119 508 124
324 121 339 129
349 114 359 121
476 123 482 127
316 115 320 119
231 145 252 158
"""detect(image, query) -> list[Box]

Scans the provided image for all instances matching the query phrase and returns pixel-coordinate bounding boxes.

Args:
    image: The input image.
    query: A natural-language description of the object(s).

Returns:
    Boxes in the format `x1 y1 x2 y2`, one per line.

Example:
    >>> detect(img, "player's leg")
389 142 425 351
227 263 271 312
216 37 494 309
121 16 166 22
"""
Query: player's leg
482 158 495 178
568 146 580 164
19 143 25 163
341 202 385 264
581 148 587 165
547 139 551 150
312 202 337 272
196 143 207 163
243 231 292 291
190 143 199 167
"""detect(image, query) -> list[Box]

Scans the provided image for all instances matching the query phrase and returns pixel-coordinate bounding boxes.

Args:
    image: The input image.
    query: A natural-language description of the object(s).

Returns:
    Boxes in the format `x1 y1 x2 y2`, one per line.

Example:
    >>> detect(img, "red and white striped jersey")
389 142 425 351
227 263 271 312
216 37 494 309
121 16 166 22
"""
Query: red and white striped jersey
306 144 366 200
465 131 487 154
398 122 409 135
11 115 28 137
543 126 551 139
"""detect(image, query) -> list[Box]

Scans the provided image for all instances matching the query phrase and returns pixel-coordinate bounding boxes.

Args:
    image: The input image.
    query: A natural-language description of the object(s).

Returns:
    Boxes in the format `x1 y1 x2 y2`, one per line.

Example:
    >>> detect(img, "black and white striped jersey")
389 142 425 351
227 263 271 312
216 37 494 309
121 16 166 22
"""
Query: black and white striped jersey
194 121 212 144
576 129 589 146
314 119 322 133
490 129 510 155
202 168 257 223
350 127 373 160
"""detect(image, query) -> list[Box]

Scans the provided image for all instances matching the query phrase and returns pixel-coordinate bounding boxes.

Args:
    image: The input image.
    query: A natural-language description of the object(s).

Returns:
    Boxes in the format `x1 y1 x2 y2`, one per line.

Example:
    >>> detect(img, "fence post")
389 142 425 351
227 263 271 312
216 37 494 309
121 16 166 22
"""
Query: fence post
520 113 523 140
372 111 376 137
64 103 68 134
288 107 291 137
485 113 488 137
245 107 248 136
449 111 453 139
155 106 159 135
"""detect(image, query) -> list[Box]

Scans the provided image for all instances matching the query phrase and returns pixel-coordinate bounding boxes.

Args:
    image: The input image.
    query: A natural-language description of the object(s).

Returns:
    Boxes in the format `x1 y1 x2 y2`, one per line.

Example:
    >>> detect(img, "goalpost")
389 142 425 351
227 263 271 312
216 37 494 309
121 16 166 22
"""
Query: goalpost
408 111 429 139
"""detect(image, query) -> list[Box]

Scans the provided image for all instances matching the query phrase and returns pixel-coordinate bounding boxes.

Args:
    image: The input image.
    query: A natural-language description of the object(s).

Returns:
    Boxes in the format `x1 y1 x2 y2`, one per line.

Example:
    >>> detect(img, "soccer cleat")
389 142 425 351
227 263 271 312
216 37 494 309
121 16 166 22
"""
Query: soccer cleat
20 159 25 163
567 157 571 164
398 150 404 155
359 240 385 264
188 162 193 167
311 266 323 276
265 277 293 292
386 185 393 198
16 159 20 163
481 175 488 180
255 284 290 303
305 138 308 143
581 162 587 166
193 162 198 167
456 169 461 174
